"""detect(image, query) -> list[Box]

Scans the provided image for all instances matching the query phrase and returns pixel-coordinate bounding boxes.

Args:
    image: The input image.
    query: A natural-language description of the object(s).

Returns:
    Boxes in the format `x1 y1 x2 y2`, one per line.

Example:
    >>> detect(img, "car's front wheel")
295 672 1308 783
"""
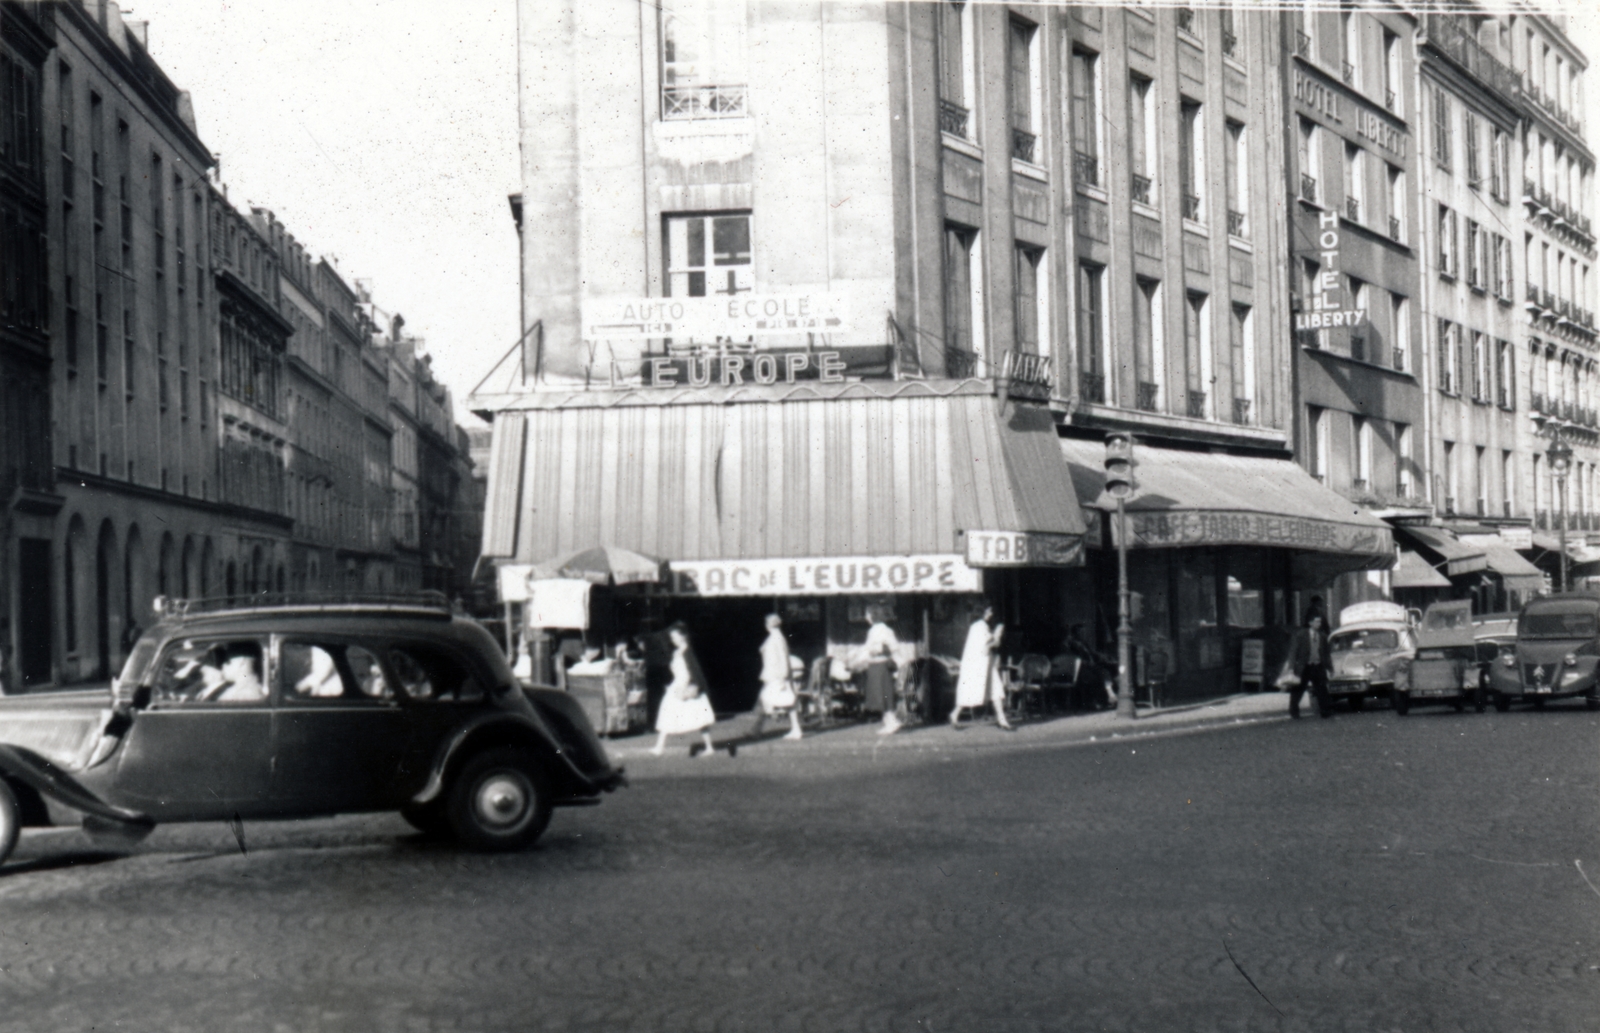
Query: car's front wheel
446 747 553 852
1393 693 1410 716
1493 693 1511 712
0 780 19 867
400 800 450 838
1348 694 1364 713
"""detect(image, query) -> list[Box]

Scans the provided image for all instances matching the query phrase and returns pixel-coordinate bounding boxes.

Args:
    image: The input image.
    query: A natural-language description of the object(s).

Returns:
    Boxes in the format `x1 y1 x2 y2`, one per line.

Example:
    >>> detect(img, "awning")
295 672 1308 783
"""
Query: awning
1058 439 1395 580
1394 525 1487 577
481 384 1086 566
1391 549 1451 589
1458 535 1546 593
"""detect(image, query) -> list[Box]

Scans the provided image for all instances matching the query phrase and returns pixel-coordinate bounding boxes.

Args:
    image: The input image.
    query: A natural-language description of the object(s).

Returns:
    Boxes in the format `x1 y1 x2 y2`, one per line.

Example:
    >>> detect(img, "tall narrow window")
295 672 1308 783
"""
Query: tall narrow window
1387 163 1404 241
1491 126 1509 199
1465 112 1481 186
1444 440 1458 512
1230 303 1253 424
1497 338 1515 408
1071 49 1100 184
1077 262 1105 402
1472 331 1487 399
116 119 130 273
1437 319 1455 393
1134 277 1162 410
1383 29 1400 111
1185 291 1210 418
1180 100 1203 222
1342 8 1359 88
1309 405 1329 481
660 0 749 120
1128 74 1155 204
1348 278 1368 361
1396 422 1413 495
1220 5 1238 58
1432 85 1452 170
1503 450 1516 516
1226 121 1246 237
1466 219 1482 287
1353 416 1372 487
1476 446 1488 515
936 1 974 139
1298 118 1319 203
59 62 74 200
1013 245 1044 355
1344 142 1365 223
944 225 981 373
1010 19 1040 164
1438 205 1457 276
1392 294 1409 371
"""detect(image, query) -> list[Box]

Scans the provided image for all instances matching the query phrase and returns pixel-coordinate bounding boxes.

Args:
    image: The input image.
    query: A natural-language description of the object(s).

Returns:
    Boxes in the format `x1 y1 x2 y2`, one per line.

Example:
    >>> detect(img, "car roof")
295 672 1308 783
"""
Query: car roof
1521 595 1600 616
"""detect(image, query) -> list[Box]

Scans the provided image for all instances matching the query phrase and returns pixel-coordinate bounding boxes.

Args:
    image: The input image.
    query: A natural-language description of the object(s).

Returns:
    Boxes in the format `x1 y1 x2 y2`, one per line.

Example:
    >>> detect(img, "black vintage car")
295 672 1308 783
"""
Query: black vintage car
0 596 625 866
1487 594 1600 711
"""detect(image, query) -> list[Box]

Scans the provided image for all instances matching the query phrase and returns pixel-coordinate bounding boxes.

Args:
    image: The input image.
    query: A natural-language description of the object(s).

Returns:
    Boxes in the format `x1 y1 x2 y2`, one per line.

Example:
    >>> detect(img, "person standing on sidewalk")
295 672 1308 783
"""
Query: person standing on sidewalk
861 606 902 735
1281 612 1332 719
951 604 1013 730
649 623 719 757
751 613 802 741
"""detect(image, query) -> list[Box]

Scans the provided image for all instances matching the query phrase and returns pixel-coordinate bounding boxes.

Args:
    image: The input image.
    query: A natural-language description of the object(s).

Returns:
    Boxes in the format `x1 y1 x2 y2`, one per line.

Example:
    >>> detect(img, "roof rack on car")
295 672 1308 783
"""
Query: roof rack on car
156 591 457 621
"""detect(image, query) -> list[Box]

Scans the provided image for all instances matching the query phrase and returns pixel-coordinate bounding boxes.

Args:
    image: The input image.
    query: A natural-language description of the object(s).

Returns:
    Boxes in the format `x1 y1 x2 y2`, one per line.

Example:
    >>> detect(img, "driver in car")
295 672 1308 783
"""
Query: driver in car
216 647 267 702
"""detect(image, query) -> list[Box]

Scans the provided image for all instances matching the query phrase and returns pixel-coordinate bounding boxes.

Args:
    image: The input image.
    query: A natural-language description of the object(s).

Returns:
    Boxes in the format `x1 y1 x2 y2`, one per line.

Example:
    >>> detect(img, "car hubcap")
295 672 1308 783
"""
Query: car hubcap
475 773 531 828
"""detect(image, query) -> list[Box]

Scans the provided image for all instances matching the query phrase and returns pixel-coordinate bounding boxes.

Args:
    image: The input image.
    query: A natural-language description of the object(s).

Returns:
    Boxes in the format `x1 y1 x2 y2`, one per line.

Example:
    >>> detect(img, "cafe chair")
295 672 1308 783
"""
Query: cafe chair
1009 654 1054 720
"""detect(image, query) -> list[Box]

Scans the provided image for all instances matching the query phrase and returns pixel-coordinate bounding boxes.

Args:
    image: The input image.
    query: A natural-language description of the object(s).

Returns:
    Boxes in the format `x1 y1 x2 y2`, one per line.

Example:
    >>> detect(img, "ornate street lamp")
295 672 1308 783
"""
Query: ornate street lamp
1548 431 1573 593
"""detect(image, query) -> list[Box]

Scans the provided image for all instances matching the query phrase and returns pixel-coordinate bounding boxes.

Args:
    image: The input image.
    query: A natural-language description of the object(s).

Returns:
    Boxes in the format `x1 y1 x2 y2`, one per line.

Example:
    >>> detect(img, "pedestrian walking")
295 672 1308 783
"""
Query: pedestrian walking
649 623 719 757
860 606 903 735
951 604 1013 730
1279 612 1332 719
751 613 802 741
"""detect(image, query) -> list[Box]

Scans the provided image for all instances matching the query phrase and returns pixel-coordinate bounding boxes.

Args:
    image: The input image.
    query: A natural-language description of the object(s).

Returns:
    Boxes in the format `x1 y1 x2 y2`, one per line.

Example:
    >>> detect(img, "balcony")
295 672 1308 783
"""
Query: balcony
1342 62 1356 86
1232 397 1251 425
938 98 969 138
1011 128 1037 165
1531 391 1546 413
1300 173 1318 204
1544 289 1557 311
661 84 749 120
1227 209 1246 238
1419 14 1522 103
1073 150 1099 187
1079 369 1105 404
1528 282 1543 306
1182 193 1203 222
1295 31 1312 60
1345 196 1361 223
1131 173 1153 206
1136 381 1159 412
1392 347 1406 370
1389 215 1403 242
1186 390 1208 419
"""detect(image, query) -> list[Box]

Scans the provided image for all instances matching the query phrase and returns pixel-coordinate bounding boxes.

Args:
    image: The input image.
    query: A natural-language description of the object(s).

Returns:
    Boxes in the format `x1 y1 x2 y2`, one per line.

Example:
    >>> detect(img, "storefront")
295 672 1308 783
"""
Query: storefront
478 379 1088 712
1059 437 1396 701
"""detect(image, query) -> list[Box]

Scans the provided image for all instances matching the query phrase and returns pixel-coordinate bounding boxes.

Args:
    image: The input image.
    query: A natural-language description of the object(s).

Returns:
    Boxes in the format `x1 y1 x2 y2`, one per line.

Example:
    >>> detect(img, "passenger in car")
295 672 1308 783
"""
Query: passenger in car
294 646 344 698
217 647 267 702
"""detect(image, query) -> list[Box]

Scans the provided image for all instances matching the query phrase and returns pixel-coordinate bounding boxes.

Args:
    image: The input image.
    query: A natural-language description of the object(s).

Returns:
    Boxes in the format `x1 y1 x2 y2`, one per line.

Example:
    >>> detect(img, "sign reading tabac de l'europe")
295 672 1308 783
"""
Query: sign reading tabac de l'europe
669 555 982 597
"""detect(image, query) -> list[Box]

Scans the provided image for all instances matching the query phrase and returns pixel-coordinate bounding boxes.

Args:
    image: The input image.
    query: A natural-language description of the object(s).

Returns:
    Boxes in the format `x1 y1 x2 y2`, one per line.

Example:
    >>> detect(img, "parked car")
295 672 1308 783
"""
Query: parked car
1486 594 1600 712
0 595 625 867
1327 601 1416 711
1392 600 1488 715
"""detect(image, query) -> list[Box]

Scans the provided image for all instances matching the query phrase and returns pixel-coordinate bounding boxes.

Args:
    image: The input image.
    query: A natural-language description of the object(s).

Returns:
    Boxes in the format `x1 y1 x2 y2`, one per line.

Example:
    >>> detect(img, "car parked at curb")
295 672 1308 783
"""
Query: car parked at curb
1486 594 1600 712
1327 601 1416 711
1392 600 1487 715
0 595 625 867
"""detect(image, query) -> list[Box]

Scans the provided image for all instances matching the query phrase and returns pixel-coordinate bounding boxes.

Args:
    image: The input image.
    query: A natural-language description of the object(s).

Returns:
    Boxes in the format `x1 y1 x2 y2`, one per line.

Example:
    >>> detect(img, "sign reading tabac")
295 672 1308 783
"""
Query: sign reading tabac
669 554 981 597
582 292 850 341
964 530 1083 568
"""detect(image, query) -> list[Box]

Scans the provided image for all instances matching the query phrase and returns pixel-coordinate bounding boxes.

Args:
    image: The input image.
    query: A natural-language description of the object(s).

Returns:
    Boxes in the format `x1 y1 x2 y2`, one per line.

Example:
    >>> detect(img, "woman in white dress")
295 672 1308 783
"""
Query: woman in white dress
752 613 802 741
951 604 1013 730
649 623 718 757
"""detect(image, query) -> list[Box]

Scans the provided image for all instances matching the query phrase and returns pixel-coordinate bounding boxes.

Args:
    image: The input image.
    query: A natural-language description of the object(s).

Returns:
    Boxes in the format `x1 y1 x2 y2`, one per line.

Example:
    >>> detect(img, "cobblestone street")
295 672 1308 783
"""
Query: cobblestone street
1 701 1597 1032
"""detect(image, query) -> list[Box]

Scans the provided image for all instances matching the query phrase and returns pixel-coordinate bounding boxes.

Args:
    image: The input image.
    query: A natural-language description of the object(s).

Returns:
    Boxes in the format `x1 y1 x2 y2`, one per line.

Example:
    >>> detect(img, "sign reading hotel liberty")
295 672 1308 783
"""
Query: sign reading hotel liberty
1294 209 1367 334
582 292 850 341
670 555 981 597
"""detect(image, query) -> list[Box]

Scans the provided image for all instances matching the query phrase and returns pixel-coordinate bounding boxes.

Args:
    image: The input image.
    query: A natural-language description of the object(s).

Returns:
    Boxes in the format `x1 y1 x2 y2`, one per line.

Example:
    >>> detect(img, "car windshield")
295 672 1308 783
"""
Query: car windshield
1520 611 1600 639
1331 629 1399 652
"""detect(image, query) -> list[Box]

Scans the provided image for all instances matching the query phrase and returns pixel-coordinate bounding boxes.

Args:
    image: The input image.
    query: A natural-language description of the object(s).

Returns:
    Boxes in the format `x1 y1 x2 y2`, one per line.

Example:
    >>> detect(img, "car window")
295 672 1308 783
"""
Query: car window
1331 629 1399 652
152 639 268 705
281 641 393 703
1520 611 1600 639
387 643 485 703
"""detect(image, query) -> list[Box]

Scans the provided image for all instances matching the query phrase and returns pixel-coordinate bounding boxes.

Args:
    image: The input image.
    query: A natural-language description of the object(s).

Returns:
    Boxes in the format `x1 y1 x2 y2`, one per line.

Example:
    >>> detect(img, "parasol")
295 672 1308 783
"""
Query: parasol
536 546 664 585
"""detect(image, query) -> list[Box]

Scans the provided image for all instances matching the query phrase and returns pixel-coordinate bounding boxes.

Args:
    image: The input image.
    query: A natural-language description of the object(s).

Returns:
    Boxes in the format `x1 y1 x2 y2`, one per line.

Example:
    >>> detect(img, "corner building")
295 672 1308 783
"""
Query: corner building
475 0 1393 709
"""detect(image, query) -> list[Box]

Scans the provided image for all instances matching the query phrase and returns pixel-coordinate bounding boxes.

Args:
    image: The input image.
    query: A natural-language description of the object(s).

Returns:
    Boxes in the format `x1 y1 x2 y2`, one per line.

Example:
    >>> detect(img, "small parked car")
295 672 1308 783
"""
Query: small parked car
1392 600 1487 715
0 595 625 867
1487 594 1600 711
1327 601 1416 711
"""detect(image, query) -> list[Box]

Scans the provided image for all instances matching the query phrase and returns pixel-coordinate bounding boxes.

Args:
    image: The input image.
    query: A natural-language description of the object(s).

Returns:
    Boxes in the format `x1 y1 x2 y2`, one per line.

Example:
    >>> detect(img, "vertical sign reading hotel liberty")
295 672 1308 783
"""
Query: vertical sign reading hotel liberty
1292 70 1365 339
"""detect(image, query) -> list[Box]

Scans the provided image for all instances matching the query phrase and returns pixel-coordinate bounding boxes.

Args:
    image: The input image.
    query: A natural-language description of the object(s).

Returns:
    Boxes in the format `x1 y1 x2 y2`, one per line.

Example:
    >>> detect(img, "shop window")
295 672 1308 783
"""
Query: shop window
1177 552 1221 669
1227 549 1266 629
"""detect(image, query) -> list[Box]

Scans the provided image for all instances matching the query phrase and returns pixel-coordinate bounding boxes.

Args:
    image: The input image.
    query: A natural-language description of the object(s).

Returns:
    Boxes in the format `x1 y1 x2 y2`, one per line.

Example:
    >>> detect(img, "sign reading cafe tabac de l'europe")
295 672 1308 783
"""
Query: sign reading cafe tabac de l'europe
1119 511 1390 556
669 555 982 597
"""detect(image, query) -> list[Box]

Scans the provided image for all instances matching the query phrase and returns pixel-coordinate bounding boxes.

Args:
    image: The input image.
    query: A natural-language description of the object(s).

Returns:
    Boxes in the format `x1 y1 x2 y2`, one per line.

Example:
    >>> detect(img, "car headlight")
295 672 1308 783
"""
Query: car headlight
1501 652 1516 667
1565 653 1579 667
1363 662 1377 675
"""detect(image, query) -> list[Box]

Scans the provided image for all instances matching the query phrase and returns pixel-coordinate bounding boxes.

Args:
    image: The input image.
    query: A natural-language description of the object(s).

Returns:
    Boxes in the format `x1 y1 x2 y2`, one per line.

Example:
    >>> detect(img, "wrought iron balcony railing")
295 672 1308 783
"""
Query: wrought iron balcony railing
1187 389 1208 419
1296 31 1312 60
1528 282 1542 305
1345 196 1361 223
1300 173 1317 203
1222 31 1237 58
1011 128 1037 165
1073 150 1099 187
1343 62 1356 85
1389 215 1403 242
939 98 969 138
1079 369 1105 404
1385 88 1397 112
1232 397 1252 425
1176 7 1195 35
1227 209 1246 238
1531 391 1547 413
1136 380 1160 412
1131 173 1152 206
1392 347 1406 370
662 84 748 120
1182 193 1203 222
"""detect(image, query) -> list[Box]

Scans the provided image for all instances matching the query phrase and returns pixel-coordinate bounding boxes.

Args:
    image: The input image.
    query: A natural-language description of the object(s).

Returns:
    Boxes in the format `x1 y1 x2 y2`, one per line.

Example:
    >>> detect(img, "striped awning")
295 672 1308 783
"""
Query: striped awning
480 388 1085 564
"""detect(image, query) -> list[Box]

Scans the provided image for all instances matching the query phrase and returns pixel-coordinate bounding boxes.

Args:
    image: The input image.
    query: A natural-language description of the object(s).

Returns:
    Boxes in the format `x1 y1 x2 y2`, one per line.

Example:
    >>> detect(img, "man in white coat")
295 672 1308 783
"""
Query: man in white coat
752 613 802 741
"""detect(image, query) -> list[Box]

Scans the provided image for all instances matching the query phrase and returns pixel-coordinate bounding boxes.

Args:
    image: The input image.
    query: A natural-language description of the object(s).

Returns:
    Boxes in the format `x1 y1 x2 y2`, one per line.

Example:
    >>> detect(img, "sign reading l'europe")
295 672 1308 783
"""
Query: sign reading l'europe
669 555 982 597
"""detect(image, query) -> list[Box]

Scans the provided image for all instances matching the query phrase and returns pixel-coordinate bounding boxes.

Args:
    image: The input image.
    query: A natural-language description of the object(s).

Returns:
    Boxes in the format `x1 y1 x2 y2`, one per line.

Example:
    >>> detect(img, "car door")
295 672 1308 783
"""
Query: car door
270 637 410 814
112 636 275 821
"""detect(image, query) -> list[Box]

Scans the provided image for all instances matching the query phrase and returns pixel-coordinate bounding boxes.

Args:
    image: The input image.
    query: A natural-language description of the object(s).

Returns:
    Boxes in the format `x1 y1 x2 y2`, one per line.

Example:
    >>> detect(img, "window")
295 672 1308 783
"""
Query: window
1432 85 1451 170
58 62 74 199
1013 245 1045 355
944 224 982 372
1465 113 1481 186
1386 164 1404 241
1497 338 1515 407
1444 440 1458 512
1309 405 1329 481
1180 100 1204 221
1342 9 1359 87
1491 127 1509 200
1503 450 1516 515
1184 291 1210 418
1070 49 1100 183
1383 29 1400 110
116 119 129 273
1437 319 1456 394
1129 75 1155 203
1226 121 1246 235
1348 278 1368 361
1077 263 1105 402
1466 220 1482 288
1344 142 1364 222
1476 446 1488 515
937 1 975 138
660 0 748 120
664 213 751 300
123 306 134 400
1298 118 1320 202
1134 277 1162 410
1392 295 1409 371
1230 303 1253 423
281 642 394 702
1438 205 1457 277
1396 422 1413 495
1472 331 1488 399
386 645 485 703
1010 19 1041 164
1353 416 1372 487
1220 5 1239 58
152 639 268 705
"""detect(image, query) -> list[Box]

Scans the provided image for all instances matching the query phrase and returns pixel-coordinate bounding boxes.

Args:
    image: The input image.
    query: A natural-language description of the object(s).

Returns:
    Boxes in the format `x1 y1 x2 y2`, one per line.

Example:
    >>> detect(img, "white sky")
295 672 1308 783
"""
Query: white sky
131 0 1600 429
135 0 520 428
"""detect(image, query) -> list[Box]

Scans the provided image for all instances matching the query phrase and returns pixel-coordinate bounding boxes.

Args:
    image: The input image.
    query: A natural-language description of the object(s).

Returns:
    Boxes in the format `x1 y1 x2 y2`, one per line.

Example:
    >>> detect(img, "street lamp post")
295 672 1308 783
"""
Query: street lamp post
1103 433 1137 719
1548 431 1573 593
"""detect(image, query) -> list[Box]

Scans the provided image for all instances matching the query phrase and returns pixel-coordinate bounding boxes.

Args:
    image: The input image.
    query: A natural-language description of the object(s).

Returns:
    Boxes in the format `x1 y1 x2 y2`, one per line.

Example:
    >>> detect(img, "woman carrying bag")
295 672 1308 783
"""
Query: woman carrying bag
649 623 720 756
1279 612 1332 719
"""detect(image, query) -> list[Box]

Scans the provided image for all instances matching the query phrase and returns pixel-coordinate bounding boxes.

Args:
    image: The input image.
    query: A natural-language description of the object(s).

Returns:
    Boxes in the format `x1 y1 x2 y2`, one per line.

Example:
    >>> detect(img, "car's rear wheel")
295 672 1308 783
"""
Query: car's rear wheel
1452 700 1465 713
446 747 553 852
1533 697 1547 710
1587 691 1600 711
1348 694 1364 713
400 801 450 838
1493 694 1511 713
1393 693 1410 716
1474 686 1487 714
0 780 19 868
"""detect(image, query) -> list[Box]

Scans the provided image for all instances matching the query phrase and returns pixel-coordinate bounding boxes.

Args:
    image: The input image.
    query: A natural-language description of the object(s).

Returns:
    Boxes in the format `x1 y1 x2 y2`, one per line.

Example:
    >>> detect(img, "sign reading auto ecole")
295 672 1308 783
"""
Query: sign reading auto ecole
964 530 1083 568
582 292 850 341
669 554 981 597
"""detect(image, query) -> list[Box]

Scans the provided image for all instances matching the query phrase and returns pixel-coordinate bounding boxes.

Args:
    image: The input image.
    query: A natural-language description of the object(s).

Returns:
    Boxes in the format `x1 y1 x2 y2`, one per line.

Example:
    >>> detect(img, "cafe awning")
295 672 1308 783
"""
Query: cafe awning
480 383 1085 565
1391 549 1452 589
1459 535 1545 593
1057 438 1395 580
1395 525 1487 577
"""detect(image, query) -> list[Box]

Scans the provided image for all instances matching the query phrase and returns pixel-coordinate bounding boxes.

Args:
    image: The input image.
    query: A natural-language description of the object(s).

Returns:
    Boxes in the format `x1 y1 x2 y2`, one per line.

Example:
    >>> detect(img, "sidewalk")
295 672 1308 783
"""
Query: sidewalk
604 690 1292 761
